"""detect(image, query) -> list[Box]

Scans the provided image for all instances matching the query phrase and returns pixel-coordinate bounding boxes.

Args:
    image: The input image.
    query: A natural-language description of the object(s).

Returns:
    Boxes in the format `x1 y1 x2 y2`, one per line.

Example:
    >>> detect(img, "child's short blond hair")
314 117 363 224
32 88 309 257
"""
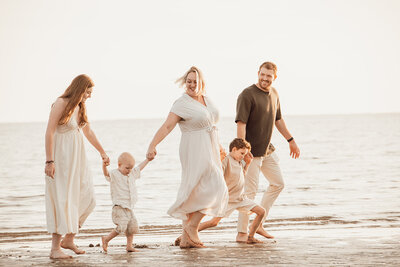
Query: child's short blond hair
118 152 135 164
229 138 251 152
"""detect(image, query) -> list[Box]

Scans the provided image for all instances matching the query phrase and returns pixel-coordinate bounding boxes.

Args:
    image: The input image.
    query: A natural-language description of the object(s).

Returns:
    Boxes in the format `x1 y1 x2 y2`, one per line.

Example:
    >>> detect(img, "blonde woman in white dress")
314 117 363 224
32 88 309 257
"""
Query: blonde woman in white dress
44 74 110 259
146 66 229 248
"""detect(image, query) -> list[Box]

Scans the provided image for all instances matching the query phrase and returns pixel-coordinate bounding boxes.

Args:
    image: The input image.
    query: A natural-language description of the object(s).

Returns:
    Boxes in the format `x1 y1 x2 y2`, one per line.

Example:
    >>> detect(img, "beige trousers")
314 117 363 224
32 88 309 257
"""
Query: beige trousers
112 205 139 235
237 152 284 233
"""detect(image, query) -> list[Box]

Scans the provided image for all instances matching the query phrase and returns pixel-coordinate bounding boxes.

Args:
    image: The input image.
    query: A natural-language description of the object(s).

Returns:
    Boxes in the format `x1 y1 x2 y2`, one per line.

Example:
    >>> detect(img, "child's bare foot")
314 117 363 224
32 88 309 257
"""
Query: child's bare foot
247 236 264 244
101 236 108 253
183 225 203 245
174 235 182 246
256 227 274 239
236 232 248 243
60 241 85 254
126 246 137 252
49 249 72 259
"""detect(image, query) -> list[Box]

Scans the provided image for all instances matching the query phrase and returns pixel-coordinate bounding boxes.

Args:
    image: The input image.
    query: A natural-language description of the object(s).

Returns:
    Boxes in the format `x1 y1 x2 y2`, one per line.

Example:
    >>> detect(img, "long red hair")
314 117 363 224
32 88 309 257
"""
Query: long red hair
58 74 94 126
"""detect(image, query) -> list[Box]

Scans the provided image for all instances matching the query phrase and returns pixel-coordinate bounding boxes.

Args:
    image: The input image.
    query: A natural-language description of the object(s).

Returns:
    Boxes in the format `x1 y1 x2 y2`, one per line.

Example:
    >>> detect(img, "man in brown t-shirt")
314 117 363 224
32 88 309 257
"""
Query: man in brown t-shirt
235 61 300 242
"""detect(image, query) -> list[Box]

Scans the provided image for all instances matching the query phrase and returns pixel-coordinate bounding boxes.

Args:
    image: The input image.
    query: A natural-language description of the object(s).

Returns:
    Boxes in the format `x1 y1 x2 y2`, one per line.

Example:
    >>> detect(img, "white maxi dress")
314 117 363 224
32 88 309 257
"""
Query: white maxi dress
45 107 95 234
168 94 229 220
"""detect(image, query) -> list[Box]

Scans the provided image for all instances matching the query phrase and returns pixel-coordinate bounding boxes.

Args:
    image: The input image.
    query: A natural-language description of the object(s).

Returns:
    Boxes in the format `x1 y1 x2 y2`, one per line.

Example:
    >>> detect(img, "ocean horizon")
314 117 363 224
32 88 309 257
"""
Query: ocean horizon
1 112 399 125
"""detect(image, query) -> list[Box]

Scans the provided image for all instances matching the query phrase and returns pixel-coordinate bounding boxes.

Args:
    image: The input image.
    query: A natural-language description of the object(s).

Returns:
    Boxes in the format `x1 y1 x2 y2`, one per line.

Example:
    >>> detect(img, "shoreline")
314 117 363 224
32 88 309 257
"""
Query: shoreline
1 224 399 266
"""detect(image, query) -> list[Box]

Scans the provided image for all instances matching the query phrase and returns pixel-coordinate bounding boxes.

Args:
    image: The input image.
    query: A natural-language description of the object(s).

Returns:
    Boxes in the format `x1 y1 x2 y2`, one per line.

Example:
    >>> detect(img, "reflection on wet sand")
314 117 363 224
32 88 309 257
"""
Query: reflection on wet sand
0 224 399 266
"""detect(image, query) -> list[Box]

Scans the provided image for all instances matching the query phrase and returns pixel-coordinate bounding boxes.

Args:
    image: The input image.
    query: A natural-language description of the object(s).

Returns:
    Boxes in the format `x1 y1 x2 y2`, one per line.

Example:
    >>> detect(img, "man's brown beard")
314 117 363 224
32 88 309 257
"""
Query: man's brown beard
259 80 271 90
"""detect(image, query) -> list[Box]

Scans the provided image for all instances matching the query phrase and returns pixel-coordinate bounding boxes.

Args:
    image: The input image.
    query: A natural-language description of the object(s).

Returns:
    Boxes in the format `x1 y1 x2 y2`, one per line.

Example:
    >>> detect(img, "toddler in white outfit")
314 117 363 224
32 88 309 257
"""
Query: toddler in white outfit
101 152 151 252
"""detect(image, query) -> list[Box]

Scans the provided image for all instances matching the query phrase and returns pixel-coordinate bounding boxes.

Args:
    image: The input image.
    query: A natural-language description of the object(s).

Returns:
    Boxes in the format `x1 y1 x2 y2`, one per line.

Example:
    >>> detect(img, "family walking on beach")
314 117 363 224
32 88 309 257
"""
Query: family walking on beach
44 62 300 259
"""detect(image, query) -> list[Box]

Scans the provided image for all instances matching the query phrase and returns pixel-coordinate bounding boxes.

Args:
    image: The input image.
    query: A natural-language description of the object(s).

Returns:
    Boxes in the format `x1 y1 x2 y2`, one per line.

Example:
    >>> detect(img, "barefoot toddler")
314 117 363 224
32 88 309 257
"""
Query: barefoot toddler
101 152 151 252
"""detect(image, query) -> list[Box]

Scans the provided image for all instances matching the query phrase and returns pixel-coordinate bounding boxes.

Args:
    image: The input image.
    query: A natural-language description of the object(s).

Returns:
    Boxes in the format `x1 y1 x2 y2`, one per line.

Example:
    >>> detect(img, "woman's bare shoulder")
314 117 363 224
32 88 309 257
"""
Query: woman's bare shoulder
52 97 68 109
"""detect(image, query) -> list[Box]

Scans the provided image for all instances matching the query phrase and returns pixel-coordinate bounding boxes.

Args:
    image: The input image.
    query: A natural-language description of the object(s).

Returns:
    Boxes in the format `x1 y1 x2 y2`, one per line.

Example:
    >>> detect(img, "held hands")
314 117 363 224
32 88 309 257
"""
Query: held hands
289 140 300 159
101 153 110 166
219 147 227 161
45 162 55 178
244 151 253 165
146 146 157 161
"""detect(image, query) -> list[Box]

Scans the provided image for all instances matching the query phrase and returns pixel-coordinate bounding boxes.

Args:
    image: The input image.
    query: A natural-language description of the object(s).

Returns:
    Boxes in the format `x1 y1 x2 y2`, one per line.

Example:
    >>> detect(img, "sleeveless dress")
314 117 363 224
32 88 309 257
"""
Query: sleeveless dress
45 107 95 234
168 94 229 220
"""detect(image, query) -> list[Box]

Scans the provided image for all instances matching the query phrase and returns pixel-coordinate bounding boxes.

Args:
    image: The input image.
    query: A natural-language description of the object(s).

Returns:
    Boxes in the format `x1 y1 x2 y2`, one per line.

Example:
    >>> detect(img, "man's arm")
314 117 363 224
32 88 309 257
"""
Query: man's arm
275 118 300 159
235 90 251 140
237 121 246 139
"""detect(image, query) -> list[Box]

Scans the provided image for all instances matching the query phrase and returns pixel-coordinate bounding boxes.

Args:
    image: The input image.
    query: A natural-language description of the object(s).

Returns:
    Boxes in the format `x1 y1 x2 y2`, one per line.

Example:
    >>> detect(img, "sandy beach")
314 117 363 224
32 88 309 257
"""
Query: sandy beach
1 221 399 267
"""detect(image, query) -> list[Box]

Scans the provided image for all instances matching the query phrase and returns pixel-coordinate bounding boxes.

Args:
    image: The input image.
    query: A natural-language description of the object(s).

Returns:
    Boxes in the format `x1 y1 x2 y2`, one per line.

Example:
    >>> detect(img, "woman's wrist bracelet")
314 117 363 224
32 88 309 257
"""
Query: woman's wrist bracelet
45 160 54 164
287 137 294 143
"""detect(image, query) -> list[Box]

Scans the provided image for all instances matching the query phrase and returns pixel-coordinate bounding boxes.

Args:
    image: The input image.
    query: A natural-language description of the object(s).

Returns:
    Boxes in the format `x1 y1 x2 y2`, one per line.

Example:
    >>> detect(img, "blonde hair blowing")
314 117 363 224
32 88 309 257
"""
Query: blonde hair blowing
175 66 206 96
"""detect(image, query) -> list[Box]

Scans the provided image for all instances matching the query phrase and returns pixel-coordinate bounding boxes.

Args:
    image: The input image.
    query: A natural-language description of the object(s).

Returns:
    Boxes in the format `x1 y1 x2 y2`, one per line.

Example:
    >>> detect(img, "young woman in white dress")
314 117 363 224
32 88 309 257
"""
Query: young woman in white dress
44 74 110 259
146 67 229 248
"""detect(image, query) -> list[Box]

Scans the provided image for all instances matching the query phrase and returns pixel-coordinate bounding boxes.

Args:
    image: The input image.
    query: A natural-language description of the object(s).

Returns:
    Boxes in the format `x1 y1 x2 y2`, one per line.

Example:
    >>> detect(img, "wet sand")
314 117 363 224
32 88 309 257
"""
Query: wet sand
1 223 399 266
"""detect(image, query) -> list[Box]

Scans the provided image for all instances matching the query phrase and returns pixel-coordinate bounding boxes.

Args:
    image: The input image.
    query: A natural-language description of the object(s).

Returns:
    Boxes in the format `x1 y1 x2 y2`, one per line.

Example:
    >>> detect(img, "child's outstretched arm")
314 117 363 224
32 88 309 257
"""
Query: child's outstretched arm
137 158 152 171
103 162 111 181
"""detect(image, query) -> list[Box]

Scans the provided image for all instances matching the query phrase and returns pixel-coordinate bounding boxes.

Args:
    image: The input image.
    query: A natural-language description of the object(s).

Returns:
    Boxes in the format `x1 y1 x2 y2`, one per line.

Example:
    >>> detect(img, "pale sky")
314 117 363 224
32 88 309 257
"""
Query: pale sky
1 0 400 123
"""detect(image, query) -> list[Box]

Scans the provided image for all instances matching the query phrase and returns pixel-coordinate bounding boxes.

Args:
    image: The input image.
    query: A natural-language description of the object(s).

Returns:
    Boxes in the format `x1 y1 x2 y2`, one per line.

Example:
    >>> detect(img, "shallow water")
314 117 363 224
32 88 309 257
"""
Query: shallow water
0 114 399 234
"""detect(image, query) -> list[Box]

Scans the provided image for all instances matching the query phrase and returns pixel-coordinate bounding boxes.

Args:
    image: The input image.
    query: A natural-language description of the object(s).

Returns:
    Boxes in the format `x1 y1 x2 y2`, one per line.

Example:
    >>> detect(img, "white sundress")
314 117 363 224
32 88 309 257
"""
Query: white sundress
167 94 229 220
45 107 95 234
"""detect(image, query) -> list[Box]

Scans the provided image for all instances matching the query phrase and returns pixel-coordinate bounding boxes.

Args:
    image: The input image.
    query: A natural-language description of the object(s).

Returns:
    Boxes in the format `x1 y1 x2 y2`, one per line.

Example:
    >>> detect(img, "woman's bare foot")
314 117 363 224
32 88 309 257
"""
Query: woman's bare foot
179 231 204 249
236 232 248 243
256 227 274 239
179 231 192 249
180 230 205 249
183 225 203 245
60 241 85 254
247 236 264 244
49 249 72 259
101 236 109 253
126 245 137 252
174 235 182 246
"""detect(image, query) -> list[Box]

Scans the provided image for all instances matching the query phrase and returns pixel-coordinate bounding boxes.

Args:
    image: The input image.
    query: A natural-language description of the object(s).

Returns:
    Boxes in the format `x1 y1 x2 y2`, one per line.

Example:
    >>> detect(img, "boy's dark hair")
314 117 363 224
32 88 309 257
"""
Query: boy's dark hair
229 138 251 152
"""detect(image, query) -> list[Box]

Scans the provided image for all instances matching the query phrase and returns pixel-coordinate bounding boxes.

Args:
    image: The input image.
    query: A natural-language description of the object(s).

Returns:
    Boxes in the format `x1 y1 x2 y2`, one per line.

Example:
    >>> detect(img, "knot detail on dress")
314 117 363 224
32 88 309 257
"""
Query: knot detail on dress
206 125 218 133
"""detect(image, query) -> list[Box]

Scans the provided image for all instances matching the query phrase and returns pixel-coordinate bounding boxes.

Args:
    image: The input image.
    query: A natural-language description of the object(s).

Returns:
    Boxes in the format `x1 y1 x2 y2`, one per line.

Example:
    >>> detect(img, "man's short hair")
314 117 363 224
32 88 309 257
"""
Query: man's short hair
229 138 251 152
259 61 277 77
